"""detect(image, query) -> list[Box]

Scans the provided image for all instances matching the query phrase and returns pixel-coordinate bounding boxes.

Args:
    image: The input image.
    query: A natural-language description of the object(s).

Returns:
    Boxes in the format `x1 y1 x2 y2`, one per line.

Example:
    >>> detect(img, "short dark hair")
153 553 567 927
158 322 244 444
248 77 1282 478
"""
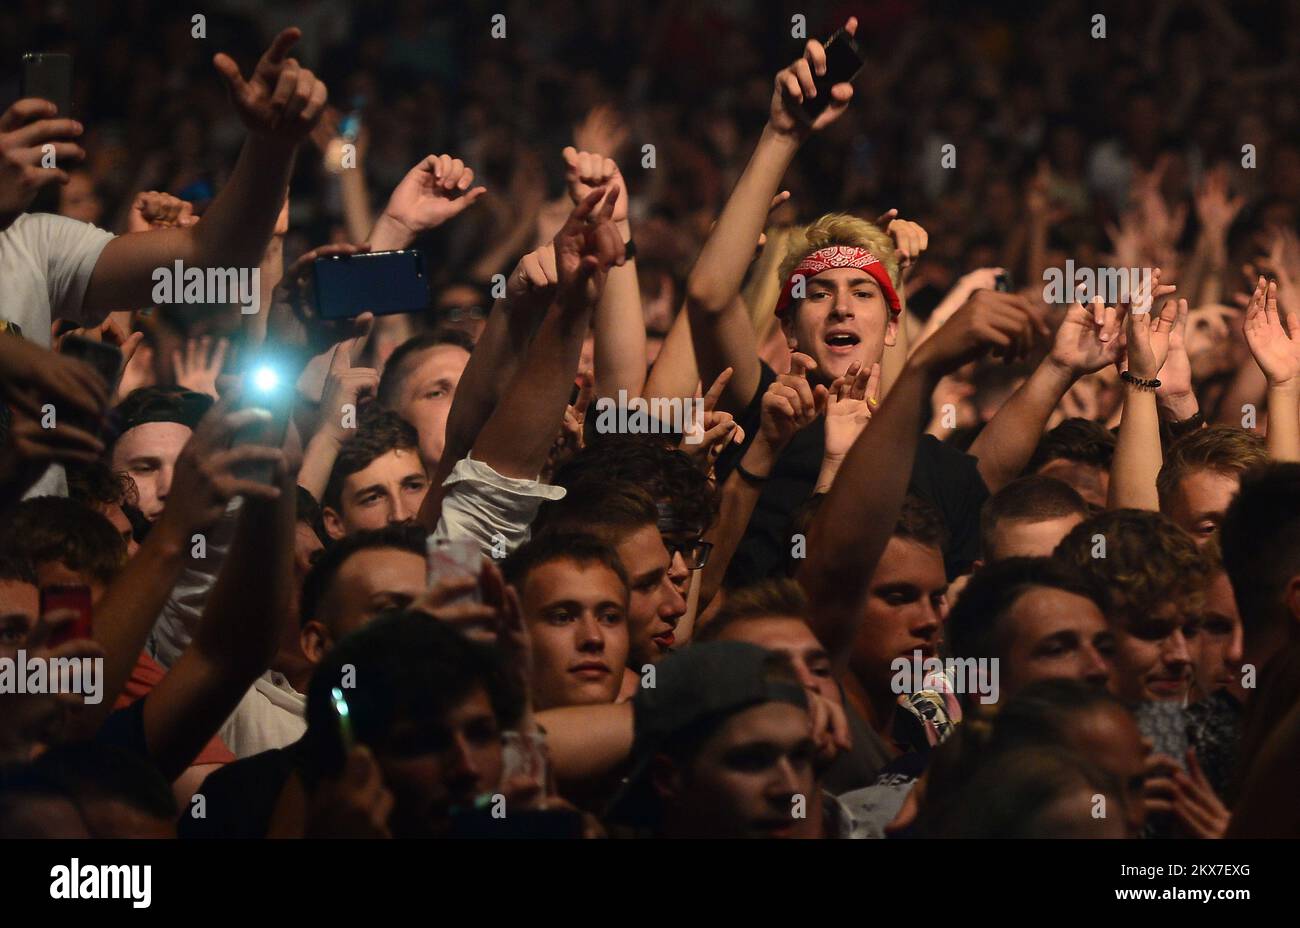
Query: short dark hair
895 494 949 552
1220 463 1300 645
304 610 524 767
1054 508 1209 626
0 497 126 585
299 522 427 628
533 480 659 546
377 332 473 408
552 437 718 535
1027 417 1116 473
1157 426 1266 511
502 531 629 594
945 557 1102 665
696 578 812 643
979 475 1088 560
322 409 422 512
0 554 37 587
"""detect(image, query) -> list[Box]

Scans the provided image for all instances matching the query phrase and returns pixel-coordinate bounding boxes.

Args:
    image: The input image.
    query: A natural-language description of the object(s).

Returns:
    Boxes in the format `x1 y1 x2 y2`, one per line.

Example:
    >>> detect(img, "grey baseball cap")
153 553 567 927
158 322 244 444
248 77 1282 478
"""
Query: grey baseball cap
605 641 808 827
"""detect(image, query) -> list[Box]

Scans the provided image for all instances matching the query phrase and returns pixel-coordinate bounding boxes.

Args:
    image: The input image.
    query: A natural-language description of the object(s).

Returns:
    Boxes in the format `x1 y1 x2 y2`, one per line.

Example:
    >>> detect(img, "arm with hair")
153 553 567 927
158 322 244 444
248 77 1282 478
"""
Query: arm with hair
560 148 646 400
685 24 859 415
142 429 296 781
1109 295 1185 510
536 702 633 785
472 189 626 480
800 291 1043 671
82 30 326 320
969 297 1112 493
1242 278 1300 462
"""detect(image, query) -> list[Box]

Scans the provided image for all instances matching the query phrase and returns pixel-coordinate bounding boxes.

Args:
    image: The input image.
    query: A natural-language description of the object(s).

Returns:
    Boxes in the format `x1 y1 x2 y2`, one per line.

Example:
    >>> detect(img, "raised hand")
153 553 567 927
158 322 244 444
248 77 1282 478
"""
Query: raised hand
0 99 84 227
761 352 829 448
562 146 628 225
874 209 929 272
572 104 628 159
1194 166 1245 242
375 154 487 243
553 186 626 310
680 367 745 473
1049 294 1128 377
824 361 880 461
128 191 197 233
1244 277 1300 390
0 610 104 759
173 336 229 399
769 17 859 136
910 290 1047 377
213 28 328 143
1126 291 1185 382
159 394 285 534
0 333 108 430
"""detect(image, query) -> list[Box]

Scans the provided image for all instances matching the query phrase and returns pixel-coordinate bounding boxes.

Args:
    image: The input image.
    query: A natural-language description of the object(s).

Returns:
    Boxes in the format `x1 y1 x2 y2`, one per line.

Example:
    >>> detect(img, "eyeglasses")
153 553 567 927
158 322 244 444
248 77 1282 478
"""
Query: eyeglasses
437 304 488 323
664 538 713 570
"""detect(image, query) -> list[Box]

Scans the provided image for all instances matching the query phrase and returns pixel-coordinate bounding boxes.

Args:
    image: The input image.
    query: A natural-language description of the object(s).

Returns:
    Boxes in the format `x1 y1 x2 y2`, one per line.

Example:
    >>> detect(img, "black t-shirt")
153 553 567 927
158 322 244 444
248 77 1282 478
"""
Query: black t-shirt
177 740 310 838
715 361 988 585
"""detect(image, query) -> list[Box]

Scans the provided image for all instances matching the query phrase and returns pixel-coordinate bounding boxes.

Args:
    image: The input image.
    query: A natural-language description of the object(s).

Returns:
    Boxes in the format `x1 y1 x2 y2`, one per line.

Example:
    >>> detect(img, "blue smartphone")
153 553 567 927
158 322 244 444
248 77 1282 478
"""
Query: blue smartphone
312 250 429 320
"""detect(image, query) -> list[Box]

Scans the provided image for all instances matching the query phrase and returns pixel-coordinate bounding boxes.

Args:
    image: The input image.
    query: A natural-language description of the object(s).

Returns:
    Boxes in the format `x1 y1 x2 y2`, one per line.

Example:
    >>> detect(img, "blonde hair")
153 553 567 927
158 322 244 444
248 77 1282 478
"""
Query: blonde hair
777 213 901 294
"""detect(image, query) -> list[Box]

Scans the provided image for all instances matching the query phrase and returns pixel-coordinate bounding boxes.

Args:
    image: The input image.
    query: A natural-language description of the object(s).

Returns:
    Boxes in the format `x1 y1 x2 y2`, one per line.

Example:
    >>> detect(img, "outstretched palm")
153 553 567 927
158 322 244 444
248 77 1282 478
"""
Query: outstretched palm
1244 277 1300 388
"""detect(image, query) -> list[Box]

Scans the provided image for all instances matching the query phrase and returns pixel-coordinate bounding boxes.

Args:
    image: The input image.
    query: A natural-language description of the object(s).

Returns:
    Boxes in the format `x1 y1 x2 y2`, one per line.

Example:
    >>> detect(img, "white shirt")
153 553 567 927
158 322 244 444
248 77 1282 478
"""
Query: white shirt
0 212 114 344
2 212 115 498
430 453 566 556
219 670 307 759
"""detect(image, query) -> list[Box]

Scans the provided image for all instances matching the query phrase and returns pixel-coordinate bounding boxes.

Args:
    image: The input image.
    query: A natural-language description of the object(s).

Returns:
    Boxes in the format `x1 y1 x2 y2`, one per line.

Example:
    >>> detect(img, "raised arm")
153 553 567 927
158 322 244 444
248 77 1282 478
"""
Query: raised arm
142 411 296 781
1109 284 1184 510
82 29 326 319
1243 278 1300 462
684 20 858 415
800 291 1042 671
67 401 285 737
968 294 1109 493
472 187 626 479
562 147 645 400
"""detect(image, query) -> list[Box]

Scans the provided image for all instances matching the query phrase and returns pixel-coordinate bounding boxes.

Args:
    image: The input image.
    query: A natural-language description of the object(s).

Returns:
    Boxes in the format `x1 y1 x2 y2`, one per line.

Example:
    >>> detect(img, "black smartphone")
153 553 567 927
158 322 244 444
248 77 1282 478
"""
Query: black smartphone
994 271 1013 293
312 250 428 320
231 357 294 485
801 28 865 121
60 334 122 392
21 52 73 117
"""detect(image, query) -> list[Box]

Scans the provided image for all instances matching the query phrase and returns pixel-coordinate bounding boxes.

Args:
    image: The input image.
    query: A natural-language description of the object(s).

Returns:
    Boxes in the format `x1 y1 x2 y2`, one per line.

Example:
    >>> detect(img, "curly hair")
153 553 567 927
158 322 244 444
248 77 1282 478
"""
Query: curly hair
1156 426 1267 510
1053 508 1209 626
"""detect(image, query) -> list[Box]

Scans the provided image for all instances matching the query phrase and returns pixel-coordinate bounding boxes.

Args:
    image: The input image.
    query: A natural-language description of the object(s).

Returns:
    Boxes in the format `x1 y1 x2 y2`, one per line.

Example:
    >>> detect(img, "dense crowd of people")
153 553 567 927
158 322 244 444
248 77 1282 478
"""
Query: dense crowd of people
1 0 1299 839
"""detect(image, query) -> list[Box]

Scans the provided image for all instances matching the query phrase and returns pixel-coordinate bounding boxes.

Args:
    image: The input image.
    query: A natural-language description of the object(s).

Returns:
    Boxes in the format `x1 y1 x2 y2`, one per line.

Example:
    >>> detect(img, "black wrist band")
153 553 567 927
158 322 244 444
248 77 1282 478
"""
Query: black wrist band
1121 370 1161 390
1166 410 1204 437
735 462 769 485
623 237 636 260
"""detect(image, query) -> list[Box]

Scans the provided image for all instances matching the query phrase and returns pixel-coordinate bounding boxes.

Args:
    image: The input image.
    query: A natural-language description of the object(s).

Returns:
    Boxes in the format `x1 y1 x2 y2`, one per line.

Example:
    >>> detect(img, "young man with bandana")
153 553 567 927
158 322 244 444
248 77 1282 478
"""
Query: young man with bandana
684 20 1044 586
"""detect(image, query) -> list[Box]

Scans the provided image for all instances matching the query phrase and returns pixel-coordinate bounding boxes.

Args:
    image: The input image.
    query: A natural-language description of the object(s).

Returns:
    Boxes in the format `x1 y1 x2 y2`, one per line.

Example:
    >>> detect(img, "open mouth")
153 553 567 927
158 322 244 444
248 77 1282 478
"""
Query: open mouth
824 331 861 353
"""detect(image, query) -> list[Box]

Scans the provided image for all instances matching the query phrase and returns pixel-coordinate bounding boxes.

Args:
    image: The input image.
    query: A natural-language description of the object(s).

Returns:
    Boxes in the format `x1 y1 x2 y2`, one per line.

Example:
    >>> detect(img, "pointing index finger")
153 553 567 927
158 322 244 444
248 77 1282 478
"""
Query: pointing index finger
702 367 733 412
262 27 302 65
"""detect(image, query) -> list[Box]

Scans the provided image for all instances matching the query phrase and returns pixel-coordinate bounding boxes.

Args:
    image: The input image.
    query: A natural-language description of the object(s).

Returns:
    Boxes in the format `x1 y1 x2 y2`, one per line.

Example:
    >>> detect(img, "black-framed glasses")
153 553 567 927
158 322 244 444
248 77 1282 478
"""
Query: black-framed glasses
664 539 713 570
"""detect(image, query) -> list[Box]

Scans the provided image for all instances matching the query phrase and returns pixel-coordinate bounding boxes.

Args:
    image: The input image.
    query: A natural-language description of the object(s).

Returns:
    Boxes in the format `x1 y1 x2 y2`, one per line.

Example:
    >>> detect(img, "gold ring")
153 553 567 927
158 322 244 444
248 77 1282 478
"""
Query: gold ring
868 397 879 408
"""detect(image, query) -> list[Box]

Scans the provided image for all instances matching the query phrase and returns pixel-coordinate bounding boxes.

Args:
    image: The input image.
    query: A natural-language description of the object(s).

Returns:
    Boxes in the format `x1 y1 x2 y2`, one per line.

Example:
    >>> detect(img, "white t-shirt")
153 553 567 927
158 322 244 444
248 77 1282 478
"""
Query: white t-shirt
2 212 115 497
0 212 115 344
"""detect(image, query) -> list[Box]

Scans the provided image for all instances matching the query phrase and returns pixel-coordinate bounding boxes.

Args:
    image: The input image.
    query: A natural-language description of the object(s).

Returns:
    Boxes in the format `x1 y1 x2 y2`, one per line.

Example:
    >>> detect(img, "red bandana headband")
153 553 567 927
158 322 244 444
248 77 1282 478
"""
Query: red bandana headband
773 245 901 318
